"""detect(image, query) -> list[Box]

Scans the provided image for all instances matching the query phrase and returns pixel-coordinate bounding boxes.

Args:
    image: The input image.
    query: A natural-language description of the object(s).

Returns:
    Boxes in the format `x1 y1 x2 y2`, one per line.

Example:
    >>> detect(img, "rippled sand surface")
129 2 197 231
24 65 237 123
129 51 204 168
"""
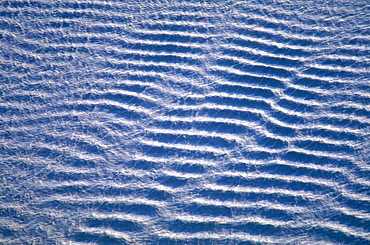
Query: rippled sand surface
1 0 369 244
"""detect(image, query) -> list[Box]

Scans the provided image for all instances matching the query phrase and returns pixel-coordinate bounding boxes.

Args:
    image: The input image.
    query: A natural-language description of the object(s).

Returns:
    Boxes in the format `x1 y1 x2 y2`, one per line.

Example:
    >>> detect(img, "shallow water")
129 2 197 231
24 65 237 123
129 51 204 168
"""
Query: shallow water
1 0 369 244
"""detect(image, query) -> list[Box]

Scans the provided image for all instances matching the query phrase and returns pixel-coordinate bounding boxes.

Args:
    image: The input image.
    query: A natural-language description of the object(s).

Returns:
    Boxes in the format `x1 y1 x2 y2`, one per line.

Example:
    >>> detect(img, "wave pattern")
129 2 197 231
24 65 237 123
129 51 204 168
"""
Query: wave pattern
1 0 369 244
